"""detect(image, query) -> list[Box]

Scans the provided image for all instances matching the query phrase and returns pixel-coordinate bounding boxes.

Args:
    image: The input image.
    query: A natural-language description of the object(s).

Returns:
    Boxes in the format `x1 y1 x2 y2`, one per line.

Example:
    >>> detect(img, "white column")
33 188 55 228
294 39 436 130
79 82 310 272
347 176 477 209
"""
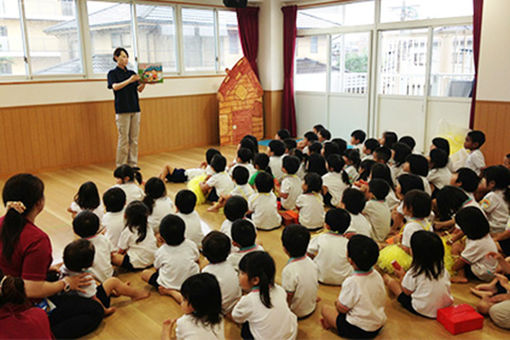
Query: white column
258 0 284 91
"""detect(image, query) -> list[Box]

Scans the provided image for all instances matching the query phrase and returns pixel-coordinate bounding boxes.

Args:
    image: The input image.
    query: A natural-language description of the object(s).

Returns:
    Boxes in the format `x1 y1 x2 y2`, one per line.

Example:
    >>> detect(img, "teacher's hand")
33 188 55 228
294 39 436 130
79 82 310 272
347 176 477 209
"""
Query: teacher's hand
64 273 94 294
129 74 140 83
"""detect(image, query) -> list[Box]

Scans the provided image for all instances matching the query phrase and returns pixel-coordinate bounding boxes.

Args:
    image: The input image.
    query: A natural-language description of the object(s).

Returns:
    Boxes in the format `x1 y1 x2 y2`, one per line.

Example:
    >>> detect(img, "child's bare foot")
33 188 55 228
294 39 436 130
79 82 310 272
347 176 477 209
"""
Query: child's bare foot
104 306 117 316
475 282 497 293
451 276 469 283
320 317 332 330
132 289 151 301
316 296 322 303
470 287 494 298
207 205 220 212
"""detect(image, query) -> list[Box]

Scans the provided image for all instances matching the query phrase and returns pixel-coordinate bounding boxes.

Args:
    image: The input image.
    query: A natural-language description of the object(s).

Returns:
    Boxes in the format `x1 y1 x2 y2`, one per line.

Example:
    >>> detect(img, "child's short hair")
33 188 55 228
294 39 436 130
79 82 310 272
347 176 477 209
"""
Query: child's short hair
371 163 394 189
326 154 345 173
358 159 376 181
277 129 291 140
114 165 143 184
281 224 310 258
403 189 431 218
331 138 347 155
309 141 323 154
175 189 196 214
304 131 318 143
233 166 249 185
467 130 486 148
237 148 253 163
304 172 322 193
63 239 95 272
224 196 248 221
364 138 380 154
369 179 390 200
344 149 361 168
103 187 126 213
253 153 270 171
399 136 416 151
318 129 331 141
351 130 366 143
202 231 231 264
282 156 300 175
313 124 325 133
397 174 424 195
159 214 185 246
374 146 391 163
432 137 450 155
435 186 469 220
180 273 222 326
74 181 100 210
323 141 340 158
454 168 480 193
429 149 448 169
307 153 327 176
325 208 351 233
342 188 366 214
482 165 510 190
347 235 379 271
382 131 398 148
392 142 412 167
231 219 256 247
406 154 429 177
455 206 490 240
284 138 297 151
241 135 258 155
206 148 221 165
211 154 227 173
268 140 285 156
255 171 274 193
73 211 100 238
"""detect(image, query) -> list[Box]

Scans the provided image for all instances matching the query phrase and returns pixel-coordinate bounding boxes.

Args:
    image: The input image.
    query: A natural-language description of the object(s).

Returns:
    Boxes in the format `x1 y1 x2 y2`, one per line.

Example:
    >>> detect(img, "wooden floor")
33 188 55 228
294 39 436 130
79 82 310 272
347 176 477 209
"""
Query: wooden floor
1 145 508 339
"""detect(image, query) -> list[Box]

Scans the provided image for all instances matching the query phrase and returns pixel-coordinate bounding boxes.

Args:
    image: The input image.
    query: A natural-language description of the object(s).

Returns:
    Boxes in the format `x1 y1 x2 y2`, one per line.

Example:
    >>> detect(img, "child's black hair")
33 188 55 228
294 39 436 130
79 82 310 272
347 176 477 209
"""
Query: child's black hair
371 163 394 189
281 224 310 258
224 196 248 221
369 179 390 200
74 181 100 210
103 187 126 213
399 136 416 151
382 131 398 148
63 239 95 272
211 154 227 173
0 268 27 307
205 148 221 165
323 141 340 159
347 235 379 271
331 138 347 155
254 171 274 193
304 131 319 143
239 138 257 157
325 208 351 233
403 189 431 218
159 214 185 246
344 149 361 169
308 141 323 154
397 174 424 195
237 148 253 164
233 166 249 185
318 129 331 141
253 153 271 173
238 251 275 308
455 168 480 193
429 149 448 169
313 124 325 133
282 156 300 175
202 231 231 264
114 165 143 185
283 138 297 151
268 140 285 156
180 273 222 327
483 165 510 205
410 231 444 280
455 206 490 240
435 186 469 220
364 138 380 154
432 137 450 155
326 154 345 173
467 130 486 148
277 129 291 140
406 154 429 177
374 146 391 164
358 159 376 181
392 143 412 167
125 201 149 243
351 130 366 143
242 135 259 154
72 210 100 238
175 189 196 214
231 219 256 247
143 177 166 215
306 153 327 176
303 172 322 193
342 188 366 214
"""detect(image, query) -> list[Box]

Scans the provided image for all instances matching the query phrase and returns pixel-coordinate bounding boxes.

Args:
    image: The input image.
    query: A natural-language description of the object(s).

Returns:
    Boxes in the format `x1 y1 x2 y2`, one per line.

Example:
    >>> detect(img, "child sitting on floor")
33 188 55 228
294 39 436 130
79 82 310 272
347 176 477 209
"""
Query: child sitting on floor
230 166 255 201
278 155 302 210
248 153 272 186
362 138 379 161
229 147 256 178
295 173 325 231
341 188 372 237
200 154 234 205
362 179 391 242
143 177 174 233
227 219 263 271
373 146 392 165
322 154 349 208
267 140 286 182
248 172 282 231
113 165 144 204
68 181 104 221
463 130 486 176
404 154 432 196
220 196 249 240
350 130 366 153
479 165 510 234
102 187 126 250
450 167 480 201
175 189 204 249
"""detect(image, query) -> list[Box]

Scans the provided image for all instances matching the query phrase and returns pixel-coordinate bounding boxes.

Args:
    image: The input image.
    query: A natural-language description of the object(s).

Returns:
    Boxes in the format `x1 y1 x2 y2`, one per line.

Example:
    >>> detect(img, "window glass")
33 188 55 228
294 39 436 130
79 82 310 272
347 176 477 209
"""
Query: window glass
380 0 472 23
218 10 242 70
181 7 216 72
295 35 327 92
0 0 25 76
297 1 374 30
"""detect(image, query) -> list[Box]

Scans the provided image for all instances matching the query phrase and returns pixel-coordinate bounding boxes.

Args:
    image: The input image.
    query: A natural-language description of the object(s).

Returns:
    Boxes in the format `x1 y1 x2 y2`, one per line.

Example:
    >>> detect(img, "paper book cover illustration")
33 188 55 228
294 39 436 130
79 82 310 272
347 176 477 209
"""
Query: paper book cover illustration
138 63 163 83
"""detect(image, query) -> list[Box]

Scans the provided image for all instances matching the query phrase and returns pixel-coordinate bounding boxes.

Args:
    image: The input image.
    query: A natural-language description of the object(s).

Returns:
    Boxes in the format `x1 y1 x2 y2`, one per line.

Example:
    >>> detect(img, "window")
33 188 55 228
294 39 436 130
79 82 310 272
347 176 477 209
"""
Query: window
110 33 131 48
181 7 216 72
295 35 327 92
297 1 374 30
218 10 242 70
0 0 24 76
310 36 318 54
61 0 75 16
380 0 472 23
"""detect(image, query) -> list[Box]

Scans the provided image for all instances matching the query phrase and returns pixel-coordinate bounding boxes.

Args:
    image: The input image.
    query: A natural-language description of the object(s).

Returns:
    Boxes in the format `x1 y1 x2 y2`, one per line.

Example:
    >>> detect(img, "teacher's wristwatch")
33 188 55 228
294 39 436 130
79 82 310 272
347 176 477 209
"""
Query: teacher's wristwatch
62 278 71 293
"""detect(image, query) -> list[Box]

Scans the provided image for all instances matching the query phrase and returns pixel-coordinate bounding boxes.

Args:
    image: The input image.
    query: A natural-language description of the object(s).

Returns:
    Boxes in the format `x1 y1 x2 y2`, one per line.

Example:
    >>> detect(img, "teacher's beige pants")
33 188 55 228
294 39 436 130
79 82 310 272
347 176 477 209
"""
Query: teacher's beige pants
115 112 140 167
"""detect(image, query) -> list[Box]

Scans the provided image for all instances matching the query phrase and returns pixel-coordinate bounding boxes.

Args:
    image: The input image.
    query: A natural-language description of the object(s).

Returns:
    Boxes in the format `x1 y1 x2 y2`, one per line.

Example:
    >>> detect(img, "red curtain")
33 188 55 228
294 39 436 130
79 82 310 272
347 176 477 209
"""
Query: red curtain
282 5 298 137
236 7 259 77
470 0 484 128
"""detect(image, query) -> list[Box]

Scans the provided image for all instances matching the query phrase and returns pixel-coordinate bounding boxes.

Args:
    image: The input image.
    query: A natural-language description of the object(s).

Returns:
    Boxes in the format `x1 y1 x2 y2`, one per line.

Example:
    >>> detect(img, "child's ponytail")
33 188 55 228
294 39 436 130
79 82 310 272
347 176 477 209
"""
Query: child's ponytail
143 178 166 214
0 269 27 307
114 165 143 185
125 201 149 243
238 251 276 309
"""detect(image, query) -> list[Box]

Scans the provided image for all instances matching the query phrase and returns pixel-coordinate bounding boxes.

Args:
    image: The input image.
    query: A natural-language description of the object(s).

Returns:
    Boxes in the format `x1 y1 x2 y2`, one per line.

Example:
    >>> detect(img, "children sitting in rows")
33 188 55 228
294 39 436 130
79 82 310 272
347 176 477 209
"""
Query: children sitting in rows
102 187 126 249
342 189 372 237
278 156 302 210
268 140 286 182
227 219 263 271
68 181 104 221
220 196 248 240
295 173 325 231
143 177 174 233
362 179 391 242
248 172 282 230
113 165 144 204
175 189 204 249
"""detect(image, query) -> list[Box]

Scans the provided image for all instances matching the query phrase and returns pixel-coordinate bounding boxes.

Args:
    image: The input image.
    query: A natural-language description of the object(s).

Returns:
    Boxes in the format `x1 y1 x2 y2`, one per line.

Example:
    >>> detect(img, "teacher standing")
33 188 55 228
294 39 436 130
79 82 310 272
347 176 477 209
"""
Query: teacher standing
107 47 146 168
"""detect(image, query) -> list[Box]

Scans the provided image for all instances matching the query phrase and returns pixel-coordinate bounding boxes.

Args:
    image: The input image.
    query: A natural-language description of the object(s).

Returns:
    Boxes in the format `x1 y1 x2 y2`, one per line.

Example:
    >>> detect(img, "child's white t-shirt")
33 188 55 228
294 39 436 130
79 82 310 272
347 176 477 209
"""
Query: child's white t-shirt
280 175 302 210
202 261 242 314
362 200 391 242
248 193 281 230
401 268 453 318
269 155 284 182
114 182 144 205
345 213 372 237
155 240 200 290
461 234 498 281
322 172 348 207
386 190 400 210
207 172 235 197
464 149 485 176
295 193 325 230
176 211 204 249
220 219 233 239
59 266 97 299
338 269 387 332
185 164 214 180
148 196 174 233
296 163 306 180
419 175 432 196
231 284 298 340
117 227 157 268
390 164 405 185
362 153 374 161
87 234 114 283
427 167 452 191
307 232 352 285
401 218 431 248
231 183 255 200
227 244 264 272
281 256 319 318
103 210 125 250
481 190 509 233
175 314 225 340
69 202 104 222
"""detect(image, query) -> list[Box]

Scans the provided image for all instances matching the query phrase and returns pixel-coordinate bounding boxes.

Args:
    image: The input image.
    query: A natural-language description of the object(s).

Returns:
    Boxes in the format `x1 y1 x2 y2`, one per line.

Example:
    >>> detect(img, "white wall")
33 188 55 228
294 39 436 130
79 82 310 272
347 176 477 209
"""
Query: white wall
258 0 284 91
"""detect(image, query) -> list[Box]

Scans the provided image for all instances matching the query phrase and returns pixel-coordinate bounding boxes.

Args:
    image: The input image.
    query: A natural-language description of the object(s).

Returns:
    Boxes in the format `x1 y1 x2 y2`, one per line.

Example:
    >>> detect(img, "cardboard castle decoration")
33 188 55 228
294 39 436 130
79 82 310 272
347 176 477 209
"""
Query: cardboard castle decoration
217 57 264 145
